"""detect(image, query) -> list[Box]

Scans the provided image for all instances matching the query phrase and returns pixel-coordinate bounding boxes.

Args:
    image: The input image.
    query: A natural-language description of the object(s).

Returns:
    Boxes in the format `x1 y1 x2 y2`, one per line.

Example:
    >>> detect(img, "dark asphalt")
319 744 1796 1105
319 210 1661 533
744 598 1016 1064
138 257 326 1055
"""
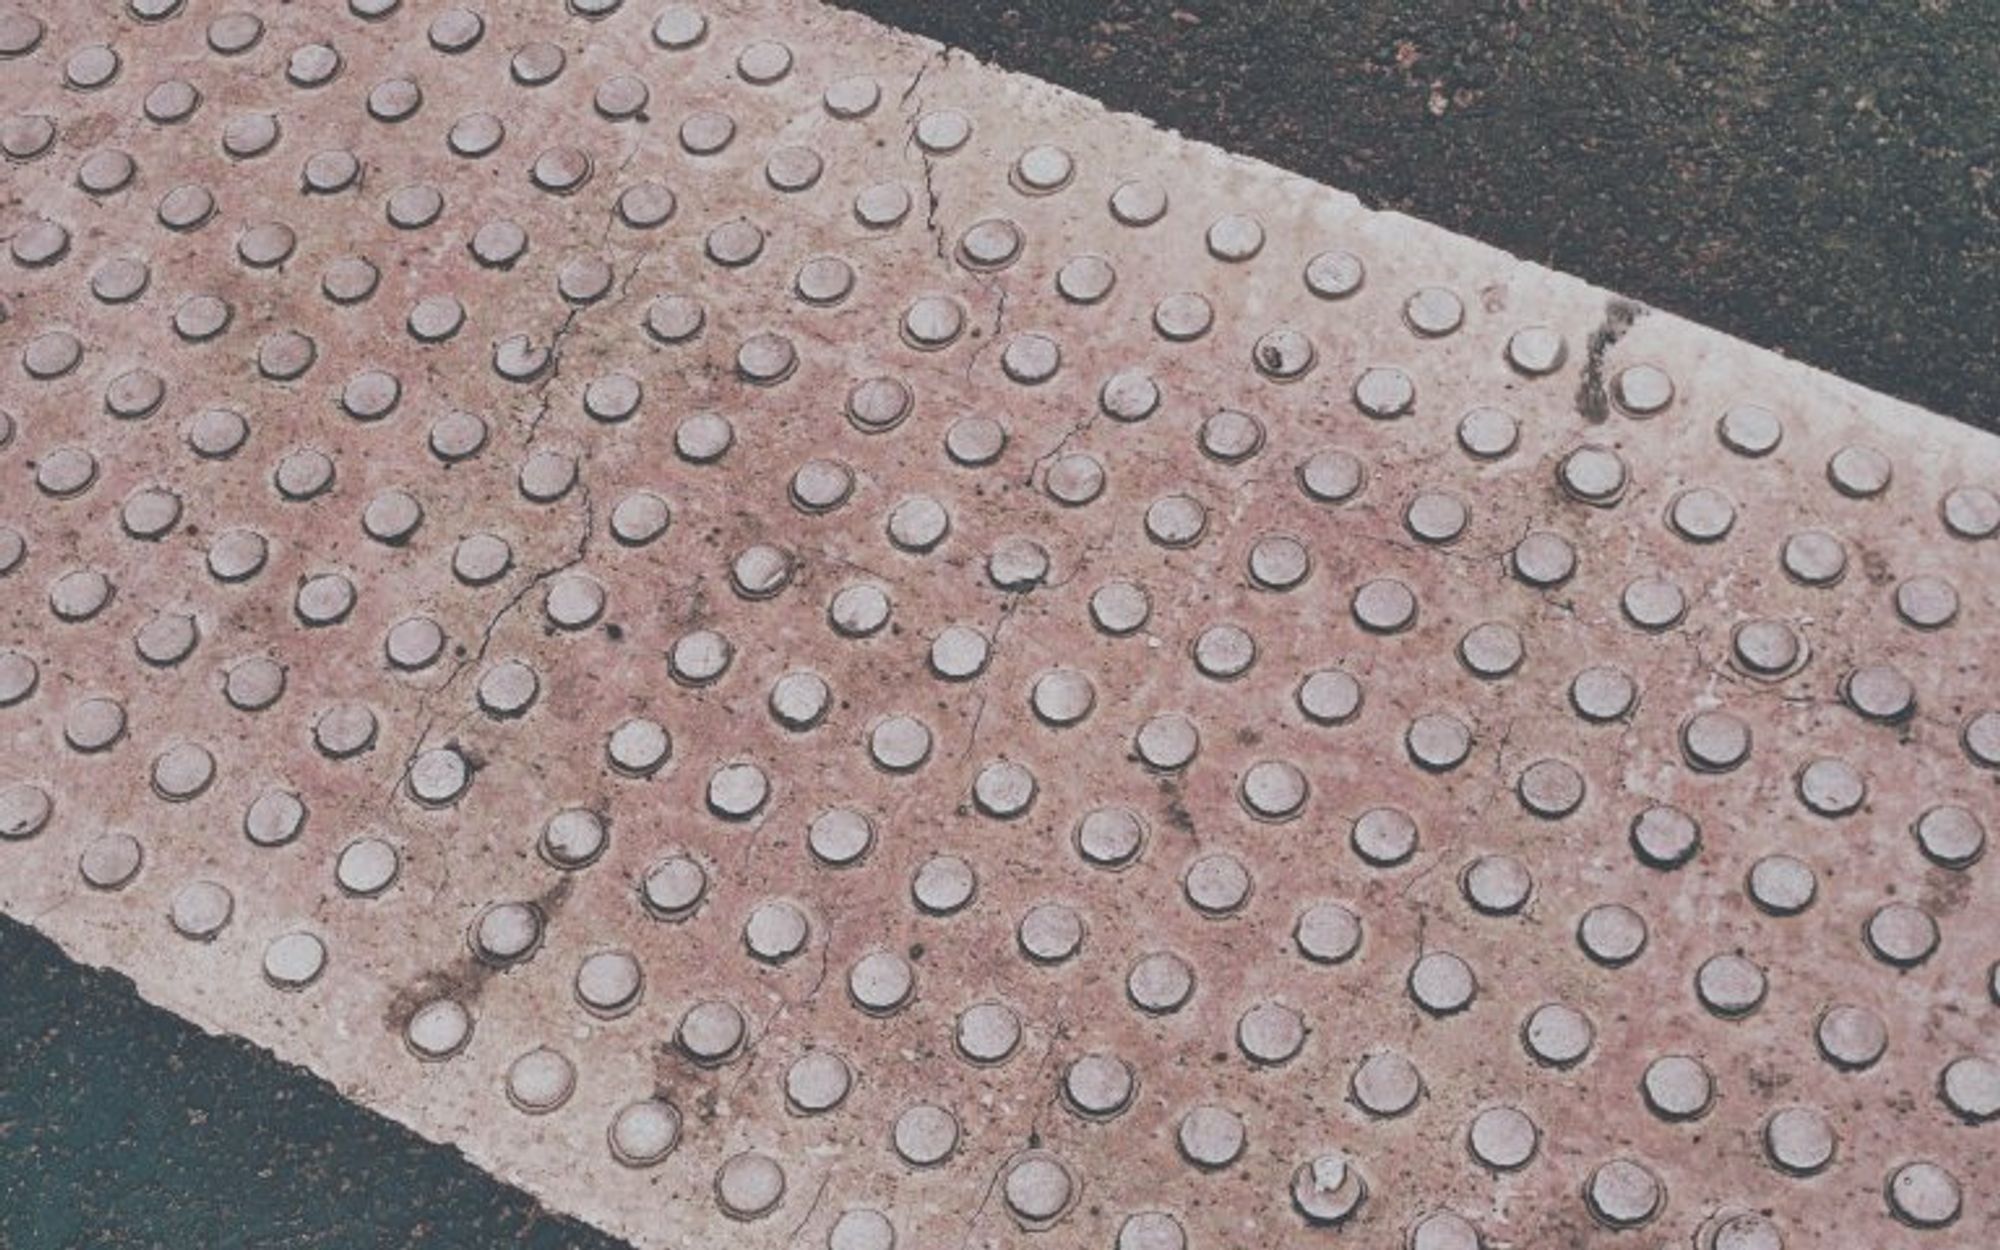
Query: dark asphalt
834 0 2000 433
0 919 621 1250
3 6 1992 1249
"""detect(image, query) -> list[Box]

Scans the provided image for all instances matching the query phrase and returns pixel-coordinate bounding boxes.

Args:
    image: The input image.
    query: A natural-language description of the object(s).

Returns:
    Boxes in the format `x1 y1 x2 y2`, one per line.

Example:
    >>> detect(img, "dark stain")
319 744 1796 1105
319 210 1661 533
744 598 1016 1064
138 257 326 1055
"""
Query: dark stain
1920 866 1971 916
1856 543 1895 587
1156 776 1196 837
450 737 487 774
1745 1059 1792 1098
648 1042 729 1120
379 875 574 1034
1574 297 1644 423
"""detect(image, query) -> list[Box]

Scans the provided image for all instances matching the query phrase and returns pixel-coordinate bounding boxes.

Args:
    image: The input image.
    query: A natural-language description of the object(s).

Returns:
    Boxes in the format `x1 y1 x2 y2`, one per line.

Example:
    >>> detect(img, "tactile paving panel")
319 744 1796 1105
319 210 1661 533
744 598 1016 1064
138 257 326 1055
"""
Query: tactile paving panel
2 2 1997 1248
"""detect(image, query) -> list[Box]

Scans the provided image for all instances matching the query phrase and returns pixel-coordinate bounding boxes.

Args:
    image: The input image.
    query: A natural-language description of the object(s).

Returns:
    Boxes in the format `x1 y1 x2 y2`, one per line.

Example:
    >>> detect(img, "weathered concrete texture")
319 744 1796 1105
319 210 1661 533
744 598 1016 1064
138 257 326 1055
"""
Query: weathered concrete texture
1 2 1996 1249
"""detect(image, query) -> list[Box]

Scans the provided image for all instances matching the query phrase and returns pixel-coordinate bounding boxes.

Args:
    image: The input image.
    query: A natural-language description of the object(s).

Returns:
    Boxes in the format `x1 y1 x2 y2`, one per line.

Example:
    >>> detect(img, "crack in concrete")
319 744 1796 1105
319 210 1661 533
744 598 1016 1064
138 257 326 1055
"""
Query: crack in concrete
959 593 1024 761
523 306 581 444
1024 405 1095 489
961 275 1009 381
916 154 946 264
784 1176 831 1243
524 233 646 446
900 50 953 267
382 485 597 809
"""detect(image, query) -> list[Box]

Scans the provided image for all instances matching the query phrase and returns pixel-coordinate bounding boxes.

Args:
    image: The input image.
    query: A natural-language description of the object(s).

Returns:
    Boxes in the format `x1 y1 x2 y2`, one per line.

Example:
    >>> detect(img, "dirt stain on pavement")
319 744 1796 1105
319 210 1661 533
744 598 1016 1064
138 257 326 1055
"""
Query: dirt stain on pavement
1575 297 1646 423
